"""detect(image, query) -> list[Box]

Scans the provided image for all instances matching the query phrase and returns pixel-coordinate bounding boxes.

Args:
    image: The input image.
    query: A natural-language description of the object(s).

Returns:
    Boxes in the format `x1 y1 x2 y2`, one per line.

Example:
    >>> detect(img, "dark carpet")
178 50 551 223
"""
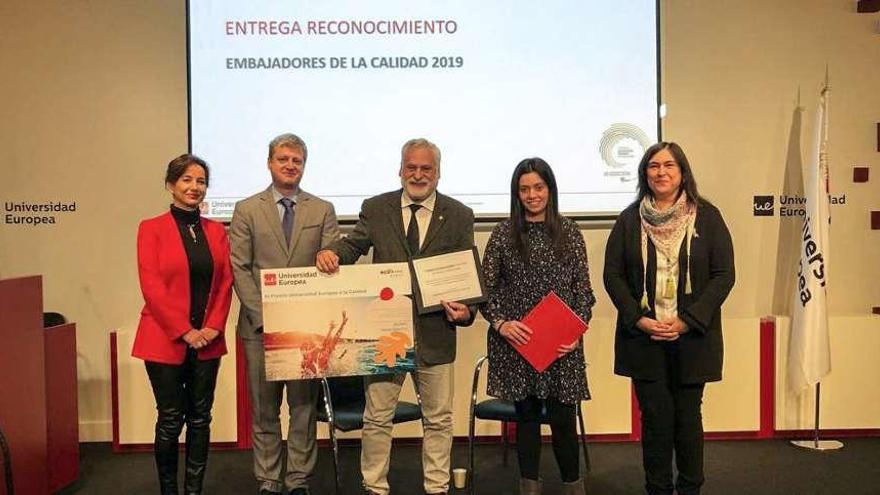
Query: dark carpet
58 438 880 494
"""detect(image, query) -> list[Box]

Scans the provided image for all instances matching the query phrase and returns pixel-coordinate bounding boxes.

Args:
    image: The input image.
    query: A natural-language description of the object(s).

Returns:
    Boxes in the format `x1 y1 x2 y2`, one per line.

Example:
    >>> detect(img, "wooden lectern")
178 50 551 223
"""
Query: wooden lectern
0 276 79 494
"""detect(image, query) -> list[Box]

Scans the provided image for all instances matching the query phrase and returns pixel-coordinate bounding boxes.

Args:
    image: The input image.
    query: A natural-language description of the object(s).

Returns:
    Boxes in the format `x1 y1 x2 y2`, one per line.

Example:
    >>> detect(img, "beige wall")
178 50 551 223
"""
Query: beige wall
0 1 189 439
1 1 878 441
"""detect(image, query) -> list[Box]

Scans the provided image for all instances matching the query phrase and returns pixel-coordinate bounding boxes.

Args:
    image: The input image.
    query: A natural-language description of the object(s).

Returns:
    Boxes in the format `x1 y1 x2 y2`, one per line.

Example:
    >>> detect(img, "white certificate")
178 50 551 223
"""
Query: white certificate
409 247 487 314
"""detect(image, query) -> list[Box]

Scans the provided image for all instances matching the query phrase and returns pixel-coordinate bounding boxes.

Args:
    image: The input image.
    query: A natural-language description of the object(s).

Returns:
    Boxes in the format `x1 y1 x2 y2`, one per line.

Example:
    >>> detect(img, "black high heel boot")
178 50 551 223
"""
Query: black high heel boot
182 410 211 494
155 442 180 495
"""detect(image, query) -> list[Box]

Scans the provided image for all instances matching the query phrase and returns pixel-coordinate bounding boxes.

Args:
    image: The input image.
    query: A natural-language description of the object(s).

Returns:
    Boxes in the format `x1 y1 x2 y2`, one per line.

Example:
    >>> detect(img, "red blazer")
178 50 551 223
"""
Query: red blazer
133 211 233 364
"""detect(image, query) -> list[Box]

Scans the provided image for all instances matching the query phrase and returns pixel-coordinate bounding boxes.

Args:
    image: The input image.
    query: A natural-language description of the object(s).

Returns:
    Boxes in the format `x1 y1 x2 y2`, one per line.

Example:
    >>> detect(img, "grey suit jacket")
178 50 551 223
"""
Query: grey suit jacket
328 189 476 365
230 186 340 340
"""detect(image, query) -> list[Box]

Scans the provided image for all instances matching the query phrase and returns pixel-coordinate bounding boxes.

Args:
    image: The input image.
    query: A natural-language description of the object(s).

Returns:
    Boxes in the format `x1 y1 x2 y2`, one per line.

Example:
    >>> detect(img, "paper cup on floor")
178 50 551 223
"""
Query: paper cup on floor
453 468 467 489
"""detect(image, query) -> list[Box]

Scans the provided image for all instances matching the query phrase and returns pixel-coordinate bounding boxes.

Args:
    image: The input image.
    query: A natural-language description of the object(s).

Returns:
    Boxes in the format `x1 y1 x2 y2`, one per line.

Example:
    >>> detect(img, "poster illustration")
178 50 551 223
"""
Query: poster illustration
260 263 415 380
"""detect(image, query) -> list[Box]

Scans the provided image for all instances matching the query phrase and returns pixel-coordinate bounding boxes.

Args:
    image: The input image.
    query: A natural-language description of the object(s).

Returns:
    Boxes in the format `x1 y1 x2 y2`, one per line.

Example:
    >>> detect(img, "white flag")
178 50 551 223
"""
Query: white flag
787 85 831 393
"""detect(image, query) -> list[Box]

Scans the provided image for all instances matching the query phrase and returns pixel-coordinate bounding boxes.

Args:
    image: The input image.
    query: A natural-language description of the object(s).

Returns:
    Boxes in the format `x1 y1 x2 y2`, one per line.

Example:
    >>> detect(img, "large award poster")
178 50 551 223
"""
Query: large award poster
260 263 415 380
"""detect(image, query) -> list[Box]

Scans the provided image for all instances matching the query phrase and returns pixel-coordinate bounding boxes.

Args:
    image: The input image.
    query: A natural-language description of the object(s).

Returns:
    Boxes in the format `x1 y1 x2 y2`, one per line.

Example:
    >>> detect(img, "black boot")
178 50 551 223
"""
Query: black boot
155 441 179 495
183 415 210 495
154 401 185 494
182 356 219 495
145 358 194 495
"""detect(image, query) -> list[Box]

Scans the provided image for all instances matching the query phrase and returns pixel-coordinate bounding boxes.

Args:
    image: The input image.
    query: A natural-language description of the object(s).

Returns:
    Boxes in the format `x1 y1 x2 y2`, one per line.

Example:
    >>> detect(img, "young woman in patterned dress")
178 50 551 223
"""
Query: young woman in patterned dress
480 158 595 495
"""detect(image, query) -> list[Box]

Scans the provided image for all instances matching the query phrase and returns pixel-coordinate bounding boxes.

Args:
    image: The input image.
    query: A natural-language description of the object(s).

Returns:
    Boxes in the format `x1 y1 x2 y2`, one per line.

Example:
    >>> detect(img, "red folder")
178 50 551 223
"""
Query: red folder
516 291 588 372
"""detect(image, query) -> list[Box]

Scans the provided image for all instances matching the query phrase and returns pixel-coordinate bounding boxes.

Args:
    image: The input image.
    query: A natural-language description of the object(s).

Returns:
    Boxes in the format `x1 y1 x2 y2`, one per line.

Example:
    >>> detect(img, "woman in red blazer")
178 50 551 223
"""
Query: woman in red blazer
133 154 233 495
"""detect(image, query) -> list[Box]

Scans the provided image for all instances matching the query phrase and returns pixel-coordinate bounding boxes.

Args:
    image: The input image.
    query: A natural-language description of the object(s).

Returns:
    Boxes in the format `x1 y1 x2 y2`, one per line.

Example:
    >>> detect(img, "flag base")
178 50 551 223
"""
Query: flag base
790 439 844 451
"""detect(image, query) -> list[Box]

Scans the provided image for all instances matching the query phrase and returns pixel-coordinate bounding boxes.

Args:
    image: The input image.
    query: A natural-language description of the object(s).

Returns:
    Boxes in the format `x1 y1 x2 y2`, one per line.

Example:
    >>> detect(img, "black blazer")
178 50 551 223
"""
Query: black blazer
329 189 476 366
603 199 734 383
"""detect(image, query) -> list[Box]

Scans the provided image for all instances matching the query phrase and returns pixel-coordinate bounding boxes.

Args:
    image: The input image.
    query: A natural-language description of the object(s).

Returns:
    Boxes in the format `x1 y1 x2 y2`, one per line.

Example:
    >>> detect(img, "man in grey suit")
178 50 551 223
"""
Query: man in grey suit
230 133 340 495
316 138 475 495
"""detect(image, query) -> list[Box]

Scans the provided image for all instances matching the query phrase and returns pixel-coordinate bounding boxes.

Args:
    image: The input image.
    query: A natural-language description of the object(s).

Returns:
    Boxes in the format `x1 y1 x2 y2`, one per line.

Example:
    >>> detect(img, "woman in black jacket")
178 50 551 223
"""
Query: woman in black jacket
603 142 734 495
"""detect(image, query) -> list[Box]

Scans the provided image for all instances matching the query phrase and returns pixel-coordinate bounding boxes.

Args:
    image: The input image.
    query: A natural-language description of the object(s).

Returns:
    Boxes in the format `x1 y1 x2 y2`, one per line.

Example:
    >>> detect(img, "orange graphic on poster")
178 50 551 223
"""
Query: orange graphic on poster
375 331 412 367
301 311 349 377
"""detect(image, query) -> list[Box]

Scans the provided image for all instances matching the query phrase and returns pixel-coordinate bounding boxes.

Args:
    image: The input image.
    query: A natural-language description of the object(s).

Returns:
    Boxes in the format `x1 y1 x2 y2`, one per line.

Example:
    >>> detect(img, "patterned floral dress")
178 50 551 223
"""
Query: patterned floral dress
480 218 595 404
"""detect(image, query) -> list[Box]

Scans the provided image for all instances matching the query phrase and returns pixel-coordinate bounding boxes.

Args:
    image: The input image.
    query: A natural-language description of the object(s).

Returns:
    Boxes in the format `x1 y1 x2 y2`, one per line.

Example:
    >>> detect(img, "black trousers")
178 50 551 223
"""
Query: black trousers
145 349 220 495
514 396 580 483
633 345 706 495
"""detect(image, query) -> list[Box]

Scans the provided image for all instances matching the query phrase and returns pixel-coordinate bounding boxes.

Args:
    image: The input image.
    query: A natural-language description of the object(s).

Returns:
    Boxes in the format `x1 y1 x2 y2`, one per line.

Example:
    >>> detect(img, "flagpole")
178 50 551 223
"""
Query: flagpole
789 71 842 452
791 383 843 451
813 384 820 446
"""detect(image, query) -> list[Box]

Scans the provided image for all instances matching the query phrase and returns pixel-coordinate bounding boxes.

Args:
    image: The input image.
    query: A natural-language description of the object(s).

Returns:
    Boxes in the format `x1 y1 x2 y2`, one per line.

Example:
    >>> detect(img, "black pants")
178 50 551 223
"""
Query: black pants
145 349 220 495
633 346 706 495
514 396 580 483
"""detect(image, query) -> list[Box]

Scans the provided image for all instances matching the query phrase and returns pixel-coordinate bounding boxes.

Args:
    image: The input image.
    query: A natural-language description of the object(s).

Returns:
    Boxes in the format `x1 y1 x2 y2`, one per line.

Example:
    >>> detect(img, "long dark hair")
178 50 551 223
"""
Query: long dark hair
635 142 699 206
509 157 566 262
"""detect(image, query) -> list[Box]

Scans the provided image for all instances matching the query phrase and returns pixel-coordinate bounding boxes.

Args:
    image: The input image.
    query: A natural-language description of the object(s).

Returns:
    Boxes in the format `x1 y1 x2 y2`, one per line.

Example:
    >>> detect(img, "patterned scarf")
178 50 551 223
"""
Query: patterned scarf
638 192 696 309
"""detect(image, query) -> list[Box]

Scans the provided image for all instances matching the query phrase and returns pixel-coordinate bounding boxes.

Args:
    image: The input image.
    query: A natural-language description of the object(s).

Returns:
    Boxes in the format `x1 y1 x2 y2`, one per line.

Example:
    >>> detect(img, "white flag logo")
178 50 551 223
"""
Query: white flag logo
787 86 831 393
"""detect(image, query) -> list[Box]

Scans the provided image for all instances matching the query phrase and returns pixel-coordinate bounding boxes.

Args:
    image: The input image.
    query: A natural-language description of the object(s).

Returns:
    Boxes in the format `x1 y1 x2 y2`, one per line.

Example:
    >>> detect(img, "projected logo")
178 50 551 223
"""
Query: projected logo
599 124 651 183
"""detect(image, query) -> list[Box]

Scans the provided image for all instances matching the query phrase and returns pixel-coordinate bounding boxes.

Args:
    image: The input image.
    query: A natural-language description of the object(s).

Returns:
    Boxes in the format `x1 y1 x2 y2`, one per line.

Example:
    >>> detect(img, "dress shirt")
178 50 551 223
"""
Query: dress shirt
271 187 300 221
401 191 436 249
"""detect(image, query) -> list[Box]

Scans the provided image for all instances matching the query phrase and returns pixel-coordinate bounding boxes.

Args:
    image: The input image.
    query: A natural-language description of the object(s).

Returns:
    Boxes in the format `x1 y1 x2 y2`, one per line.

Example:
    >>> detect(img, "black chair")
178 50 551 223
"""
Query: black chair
316 374 423 494
0 425 13 495
42 312 66 328
467 356 590 495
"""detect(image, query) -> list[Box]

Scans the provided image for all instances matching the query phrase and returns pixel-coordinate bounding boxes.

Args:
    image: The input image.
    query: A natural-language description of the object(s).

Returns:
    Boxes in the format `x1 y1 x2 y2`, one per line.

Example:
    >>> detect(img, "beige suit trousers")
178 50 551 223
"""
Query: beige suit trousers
361 363 454 494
